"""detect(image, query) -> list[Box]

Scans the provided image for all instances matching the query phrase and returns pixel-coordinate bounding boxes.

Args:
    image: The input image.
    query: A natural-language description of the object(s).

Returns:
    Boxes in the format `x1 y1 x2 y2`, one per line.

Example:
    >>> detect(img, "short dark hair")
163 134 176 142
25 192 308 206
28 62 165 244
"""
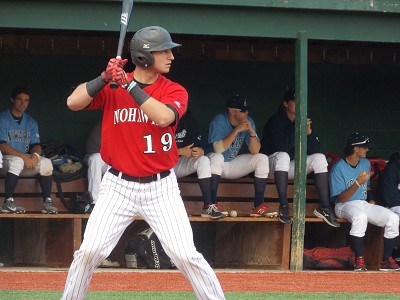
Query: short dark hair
343 145 355 156
11 86 30 100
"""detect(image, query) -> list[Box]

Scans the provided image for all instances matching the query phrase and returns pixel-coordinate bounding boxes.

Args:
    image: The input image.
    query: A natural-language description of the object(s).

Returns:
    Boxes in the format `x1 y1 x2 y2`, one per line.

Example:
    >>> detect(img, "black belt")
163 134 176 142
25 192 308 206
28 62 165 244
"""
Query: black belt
109 168 170 184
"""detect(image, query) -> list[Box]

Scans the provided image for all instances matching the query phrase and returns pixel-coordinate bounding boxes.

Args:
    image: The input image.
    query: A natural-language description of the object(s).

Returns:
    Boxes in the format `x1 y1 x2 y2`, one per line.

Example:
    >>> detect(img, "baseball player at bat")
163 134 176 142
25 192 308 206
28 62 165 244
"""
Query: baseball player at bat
207 95 276 217
174 110 225 219
62 26 225 300
329 133 400 271
261 88 339 226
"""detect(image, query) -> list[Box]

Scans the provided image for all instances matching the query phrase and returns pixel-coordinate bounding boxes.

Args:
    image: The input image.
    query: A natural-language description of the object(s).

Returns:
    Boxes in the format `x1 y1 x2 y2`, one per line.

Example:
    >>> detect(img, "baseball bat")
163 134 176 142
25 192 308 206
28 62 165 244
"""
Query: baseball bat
110 0 134 89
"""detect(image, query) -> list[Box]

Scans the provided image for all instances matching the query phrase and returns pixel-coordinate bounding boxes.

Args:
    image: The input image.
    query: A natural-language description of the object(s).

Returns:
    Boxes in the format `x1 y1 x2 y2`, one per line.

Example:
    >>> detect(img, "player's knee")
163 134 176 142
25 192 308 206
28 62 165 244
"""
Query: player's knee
209 153 224 174
274 152 290 171
8 156 24 175
353 213 368 228
39 157 53 176
386 212 400 230
309 153 328 173
196 156 211 178
253 153 269 169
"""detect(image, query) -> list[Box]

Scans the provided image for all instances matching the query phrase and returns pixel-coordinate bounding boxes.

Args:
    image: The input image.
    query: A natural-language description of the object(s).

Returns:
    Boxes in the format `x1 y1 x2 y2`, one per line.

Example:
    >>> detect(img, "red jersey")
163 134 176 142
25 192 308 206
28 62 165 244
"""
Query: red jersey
88 73 188 177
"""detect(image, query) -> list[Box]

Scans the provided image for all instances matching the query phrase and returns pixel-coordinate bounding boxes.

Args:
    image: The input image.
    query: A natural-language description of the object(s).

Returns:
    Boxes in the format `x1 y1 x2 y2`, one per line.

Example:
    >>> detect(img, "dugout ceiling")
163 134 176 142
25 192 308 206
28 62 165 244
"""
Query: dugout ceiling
0 1 400 65
0 0 400 42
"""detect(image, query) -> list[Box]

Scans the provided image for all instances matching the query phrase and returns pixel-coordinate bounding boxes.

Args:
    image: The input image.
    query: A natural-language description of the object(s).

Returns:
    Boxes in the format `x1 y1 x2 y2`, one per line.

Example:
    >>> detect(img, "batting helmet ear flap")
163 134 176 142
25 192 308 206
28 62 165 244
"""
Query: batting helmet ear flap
131 50 154 68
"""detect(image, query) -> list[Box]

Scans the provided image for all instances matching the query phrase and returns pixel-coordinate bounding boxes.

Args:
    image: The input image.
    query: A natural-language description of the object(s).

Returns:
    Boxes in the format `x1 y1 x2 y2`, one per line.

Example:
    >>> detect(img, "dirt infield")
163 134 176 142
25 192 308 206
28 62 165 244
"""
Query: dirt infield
0 269 400 293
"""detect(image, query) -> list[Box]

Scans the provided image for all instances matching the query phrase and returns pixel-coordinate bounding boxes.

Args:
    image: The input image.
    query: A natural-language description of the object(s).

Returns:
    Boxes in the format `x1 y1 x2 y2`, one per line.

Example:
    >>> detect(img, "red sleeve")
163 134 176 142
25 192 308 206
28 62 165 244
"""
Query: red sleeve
87 88 108 110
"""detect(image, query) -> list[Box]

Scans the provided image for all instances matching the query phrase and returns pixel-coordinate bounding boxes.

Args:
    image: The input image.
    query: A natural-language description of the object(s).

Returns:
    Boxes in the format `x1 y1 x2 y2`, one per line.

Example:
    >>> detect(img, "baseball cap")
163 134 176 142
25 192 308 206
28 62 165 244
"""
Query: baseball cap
283 88 295 101
226 95 251 112
346 132 373 148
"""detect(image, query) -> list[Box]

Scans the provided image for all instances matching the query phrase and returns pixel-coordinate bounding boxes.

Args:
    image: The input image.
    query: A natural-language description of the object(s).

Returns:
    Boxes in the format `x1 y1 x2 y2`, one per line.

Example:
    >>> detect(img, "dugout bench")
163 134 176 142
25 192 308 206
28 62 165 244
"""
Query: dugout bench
0 176 385 270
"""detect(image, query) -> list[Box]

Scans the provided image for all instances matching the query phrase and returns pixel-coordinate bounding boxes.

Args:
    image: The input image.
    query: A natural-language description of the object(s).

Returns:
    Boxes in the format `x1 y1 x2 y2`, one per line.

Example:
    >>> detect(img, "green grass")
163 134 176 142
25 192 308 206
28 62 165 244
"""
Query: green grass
0 291 399 300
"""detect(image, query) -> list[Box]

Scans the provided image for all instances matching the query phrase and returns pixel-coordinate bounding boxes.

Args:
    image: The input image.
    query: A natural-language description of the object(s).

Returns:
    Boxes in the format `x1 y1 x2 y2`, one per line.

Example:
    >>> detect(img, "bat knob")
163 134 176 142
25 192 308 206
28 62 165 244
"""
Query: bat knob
110 82 119 90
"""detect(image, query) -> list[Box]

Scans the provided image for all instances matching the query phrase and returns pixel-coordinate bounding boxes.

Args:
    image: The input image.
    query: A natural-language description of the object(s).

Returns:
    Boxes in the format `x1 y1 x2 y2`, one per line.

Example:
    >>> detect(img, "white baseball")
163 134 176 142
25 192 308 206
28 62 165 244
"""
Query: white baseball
229 210 237 218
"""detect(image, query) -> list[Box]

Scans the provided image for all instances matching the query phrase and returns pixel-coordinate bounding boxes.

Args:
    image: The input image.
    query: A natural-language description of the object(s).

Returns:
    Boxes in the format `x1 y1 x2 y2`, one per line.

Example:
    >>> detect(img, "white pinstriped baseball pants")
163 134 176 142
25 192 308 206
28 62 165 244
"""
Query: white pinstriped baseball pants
62 169 225 300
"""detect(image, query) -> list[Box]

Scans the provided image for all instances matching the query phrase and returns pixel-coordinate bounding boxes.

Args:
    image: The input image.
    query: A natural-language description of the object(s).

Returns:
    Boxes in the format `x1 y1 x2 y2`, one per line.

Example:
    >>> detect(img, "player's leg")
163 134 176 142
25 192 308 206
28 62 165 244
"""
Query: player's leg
34 157 57 213
305 153 331 207
289 153 339 227
220 153 273 217
209 153 224 205
269 152 291 223
335 200 368 270
62 171 138 300
389 205 400 218
142 171 225 300
86 153 108 203
0 155 25 213
192 155 225 219
364 203 400 270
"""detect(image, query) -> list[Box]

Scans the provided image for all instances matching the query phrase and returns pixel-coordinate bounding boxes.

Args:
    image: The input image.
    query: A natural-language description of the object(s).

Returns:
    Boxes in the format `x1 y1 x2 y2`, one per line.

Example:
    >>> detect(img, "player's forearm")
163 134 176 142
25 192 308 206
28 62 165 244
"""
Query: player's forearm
30 145 42 156
67 83 94 111
140 98 176 127
248 139 261 154
213 135 235 153
337 184 359 202
0 143 26 157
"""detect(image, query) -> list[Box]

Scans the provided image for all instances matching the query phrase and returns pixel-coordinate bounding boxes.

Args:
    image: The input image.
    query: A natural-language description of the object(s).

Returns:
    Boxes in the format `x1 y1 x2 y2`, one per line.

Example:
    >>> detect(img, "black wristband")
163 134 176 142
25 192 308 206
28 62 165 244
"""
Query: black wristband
127 81 150 106
86 75 107 98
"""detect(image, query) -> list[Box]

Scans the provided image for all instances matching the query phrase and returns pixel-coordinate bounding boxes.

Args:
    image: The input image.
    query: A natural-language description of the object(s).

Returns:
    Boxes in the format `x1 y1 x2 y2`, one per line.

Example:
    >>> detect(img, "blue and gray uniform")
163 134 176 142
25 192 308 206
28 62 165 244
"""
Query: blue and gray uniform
0 109 52 177
0 109 40 153
207 112 268 180
329 158 398 239
207 112 253 162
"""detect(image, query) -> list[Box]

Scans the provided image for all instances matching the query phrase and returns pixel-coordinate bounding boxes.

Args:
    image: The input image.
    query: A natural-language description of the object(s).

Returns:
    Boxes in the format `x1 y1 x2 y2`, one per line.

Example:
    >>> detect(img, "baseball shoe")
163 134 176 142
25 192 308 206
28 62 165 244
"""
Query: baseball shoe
42 197 58 214
250 204 278 218
216 203 228 216
99 258 120 268
201 204 226 220
1 198 25 214
278 204 291 224
354 256 367 272
313 206 340 228
379 257 400 271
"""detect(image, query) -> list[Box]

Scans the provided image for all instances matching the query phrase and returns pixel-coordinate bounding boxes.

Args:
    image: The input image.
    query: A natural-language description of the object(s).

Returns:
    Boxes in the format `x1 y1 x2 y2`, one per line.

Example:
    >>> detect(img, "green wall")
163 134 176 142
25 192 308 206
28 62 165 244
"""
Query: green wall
1 53 399 159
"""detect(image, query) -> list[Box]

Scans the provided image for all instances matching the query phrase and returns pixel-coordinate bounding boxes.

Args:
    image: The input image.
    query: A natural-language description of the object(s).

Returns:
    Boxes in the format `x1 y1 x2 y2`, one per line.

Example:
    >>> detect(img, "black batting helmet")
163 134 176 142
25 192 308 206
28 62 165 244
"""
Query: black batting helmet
130 26 181 68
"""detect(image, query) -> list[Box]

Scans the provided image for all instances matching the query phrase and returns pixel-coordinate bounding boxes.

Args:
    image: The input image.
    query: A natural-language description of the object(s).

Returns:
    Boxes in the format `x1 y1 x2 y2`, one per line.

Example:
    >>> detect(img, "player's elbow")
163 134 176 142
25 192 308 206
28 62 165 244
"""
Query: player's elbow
213 141 225 153
67 97 81 111
156 117 173 128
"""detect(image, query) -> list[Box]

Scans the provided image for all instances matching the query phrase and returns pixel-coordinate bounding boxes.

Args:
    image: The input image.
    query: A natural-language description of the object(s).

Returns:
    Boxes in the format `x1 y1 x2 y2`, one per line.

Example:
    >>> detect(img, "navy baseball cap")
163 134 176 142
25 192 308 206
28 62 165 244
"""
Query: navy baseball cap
346 132 373 148
283 88 295 101
226 95 251 112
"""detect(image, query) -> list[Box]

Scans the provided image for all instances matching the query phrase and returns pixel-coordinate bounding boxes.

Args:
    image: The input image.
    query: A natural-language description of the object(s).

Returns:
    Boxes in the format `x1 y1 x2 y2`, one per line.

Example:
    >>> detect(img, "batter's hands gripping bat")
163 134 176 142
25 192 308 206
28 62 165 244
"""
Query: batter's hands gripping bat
110 0 134 89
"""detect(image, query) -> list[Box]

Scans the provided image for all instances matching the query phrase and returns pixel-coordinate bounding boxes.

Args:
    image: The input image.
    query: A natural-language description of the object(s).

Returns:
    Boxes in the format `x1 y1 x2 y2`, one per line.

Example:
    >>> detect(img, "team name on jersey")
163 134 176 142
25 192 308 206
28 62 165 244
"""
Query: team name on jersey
230 137 243 149
113 108 157 125
175 129 187 139
7 129 30 143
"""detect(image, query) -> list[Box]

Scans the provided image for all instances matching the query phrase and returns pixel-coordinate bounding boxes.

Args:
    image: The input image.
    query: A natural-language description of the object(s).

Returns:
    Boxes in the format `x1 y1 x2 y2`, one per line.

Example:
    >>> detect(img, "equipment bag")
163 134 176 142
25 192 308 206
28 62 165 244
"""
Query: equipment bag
326 152 341 173
41 141 87 183
303 246 355 270
368 157 387 183
125 227 176 269
55 182 94 214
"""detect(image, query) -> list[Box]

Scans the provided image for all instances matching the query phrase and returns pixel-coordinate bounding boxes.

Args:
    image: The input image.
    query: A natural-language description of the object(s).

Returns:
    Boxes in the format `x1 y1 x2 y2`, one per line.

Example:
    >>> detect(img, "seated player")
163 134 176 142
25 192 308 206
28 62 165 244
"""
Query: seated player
207 95 275 217
329 133 400 271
